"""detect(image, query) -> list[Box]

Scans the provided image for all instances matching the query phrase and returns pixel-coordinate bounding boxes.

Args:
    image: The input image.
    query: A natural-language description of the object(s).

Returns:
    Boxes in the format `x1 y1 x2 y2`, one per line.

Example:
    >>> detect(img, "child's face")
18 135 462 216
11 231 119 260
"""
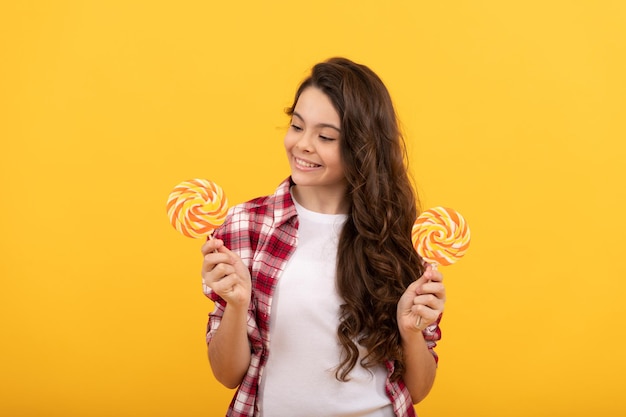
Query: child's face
284 87 346 195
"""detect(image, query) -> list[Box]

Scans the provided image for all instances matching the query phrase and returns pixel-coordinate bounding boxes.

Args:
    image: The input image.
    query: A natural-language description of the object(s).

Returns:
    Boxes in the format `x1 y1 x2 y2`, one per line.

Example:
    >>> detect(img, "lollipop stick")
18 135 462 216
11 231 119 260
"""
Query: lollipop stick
416 263 438 329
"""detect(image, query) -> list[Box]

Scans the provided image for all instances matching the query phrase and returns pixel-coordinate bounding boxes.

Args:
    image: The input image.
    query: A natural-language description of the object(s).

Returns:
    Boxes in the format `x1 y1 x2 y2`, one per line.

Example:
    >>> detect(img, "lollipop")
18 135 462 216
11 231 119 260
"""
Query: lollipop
166 179 229 239
412 207 470 267
412 206 470 328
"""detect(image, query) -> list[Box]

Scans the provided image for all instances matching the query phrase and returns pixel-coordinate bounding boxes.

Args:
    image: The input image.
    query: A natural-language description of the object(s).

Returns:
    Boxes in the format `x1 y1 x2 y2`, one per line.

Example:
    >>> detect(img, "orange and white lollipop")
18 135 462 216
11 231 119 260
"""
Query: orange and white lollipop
166 179 229 239
412 206 470 267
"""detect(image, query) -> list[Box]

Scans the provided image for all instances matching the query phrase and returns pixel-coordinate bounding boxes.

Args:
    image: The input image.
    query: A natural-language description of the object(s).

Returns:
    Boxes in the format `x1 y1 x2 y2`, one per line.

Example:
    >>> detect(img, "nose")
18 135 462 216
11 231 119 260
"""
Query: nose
294 130 314 153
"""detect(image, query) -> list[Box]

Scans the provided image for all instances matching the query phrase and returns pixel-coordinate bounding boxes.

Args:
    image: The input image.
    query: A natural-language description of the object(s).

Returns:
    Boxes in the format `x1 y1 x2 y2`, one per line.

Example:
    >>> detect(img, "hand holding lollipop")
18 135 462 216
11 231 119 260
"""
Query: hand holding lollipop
411 207 471 327
167 179 229 293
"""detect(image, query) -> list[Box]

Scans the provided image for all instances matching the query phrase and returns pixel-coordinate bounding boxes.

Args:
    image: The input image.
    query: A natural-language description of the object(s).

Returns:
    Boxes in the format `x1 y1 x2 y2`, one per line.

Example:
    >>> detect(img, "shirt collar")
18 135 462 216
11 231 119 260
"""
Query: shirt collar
270 177 298 228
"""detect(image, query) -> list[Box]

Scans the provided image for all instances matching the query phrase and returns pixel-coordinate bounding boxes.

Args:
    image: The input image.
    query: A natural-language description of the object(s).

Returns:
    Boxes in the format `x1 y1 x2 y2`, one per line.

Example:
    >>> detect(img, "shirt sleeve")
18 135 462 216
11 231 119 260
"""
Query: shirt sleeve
423 313 443 363
206 299 225 345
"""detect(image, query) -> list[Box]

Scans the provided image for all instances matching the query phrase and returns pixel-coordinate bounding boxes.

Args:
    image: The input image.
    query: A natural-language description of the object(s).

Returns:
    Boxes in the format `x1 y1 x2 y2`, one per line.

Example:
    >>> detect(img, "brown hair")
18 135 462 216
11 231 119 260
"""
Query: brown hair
286 57 424 381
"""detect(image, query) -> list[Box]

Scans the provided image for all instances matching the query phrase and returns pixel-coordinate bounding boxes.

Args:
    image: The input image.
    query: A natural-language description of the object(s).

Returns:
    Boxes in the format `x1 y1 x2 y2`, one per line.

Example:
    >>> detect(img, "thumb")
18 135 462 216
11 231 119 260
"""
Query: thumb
405 279 421 297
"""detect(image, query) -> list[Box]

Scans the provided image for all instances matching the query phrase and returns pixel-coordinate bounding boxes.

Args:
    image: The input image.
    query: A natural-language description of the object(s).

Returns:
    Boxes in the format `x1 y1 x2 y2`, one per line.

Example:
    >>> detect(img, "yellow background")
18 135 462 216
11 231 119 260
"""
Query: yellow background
1 1 625 416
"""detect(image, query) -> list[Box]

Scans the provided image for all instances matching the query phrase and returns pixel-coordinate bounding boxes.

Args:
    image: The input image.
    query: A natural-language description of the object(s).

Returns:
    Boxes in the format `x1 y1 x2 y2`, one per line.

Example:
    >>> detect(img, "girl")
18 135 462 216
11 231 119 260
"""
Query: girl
202 57 445 417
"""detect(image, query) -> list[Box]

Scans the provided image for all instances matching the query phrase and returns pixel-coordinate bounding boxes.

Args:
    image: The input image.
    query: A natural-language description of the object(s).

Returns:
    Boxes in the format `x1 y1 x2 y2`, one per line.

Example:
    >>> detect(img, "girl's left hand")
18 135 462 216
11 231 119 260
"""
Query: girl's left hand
397 265 446 333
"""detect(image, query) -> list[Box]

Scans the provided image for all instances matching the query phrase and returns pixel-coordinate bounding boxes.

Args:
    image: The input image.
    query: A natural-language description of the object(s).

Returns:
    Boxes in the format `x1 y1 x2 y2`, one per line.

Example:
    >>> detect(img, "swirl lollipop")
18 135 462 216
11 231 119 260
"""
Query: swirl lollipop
166 179 229 239
412 206 470 327
412 206 470 267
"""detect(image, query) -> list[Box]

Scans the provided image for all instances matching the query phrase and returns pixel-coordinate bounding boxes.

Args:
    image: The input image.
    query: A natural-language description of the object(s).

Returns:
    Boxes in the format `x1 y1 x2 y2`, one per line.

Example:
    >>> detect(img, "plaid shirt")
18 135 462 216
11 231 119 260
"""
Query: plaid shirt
206 178 441 417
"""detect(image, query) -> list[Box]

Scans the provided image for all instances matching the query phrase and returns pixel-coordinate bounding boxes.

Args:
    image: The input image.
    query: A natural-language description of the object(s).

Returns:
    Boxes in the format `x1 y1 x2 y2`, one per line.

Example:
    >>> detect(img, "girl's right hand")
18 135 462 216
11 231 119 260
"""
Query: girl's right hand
201 238 252 308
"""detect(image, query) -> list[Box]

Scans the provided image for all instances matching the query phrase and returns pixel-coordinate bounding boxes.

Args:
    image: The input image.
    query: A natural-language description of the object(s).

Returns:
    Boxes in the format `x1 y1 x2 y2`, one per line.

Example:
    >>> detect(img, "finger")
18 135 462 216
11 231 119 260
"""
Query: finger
212 245 251 281
202 252 234 275
413 266 435 289
423 265 443 282
405 279 421 295
203 260 237 284
413 293 439 309
413 294 443 317
212 262 236 279
419 281 446 299
414 306 439 328
200 238 224 255
413 306 435 330
212 243 244 266
208 273 241 296
418 287 445 307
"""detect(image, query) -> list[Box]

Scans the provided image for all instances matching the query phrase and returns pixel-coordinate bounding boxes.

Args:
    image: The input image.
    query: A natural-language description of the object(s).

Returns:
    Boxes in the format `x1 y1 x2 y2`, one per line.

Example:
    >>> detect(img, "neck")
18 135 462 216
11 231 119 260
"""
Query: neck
291 185 350 215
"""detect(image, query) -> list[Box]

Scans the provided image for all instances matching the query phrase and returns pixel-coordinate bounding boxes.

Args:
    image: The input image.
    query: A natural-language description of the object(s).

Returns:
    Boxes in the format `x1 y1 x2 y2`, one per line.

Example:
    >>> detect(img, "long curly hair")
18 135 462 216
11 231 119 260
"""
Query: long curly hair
286 57 425 381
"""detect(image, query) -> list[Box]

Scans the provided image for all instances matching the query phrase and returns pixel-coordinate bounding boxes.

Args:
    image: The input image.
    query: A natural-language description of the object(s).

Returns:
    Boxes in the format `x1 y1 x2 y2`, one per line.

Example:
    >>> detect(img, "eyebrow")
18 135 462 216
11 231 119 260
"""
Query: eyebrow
292 112 341 133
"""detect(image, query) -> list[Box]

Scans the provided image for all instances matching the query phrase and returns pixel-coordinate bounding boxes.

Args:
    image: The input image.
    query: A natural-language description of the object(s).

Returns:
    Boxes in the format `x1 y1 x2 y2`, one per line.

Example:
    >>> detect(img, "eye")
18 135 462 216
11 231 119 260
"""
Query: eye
290 123 303 132
319 135 336 142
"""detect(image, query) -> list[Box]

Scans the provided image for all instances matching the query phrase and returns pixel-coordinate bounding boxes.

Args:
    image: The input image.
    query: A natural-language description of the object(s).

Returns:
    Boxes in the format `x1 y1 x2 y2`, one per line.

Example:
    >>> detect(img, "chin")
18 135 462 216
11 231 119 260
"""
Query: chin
290 174 311 186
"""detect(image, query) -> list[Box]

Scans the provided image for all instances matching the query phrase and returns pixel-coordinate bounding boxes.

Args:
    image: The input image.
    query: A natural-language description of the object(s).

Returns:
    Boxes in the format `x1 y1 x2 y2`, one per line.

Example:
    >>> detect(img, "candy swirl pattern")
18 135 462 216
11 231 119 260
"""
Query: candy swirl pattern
166 179 229 238
411 206 471 266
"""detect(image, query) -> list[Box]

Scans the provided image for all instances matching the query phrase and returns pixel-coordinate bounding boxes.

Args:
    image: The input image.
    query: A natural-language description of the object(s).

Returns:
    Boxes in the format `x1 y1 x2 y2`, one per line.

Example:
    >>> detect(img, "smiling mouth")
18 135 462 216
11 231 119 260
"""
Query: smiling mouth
295 157 321 168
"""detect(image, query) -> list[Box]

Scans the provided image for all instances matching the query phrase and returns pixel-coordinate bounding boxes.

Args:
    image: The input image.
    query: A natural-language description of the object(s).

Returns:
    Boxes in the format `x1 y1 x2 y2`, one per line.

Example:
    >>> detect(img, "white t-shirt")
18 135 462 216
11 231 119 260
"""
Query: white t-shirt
258 196 394 417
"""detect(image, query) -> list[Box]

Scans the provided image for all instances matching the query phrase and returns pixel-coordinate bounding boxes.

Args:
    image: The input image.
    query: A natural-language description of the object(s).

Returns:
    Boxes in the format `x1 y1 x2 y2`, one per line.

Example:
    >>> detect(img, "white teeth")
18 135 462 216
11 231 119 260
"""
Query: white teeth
295 158 320 168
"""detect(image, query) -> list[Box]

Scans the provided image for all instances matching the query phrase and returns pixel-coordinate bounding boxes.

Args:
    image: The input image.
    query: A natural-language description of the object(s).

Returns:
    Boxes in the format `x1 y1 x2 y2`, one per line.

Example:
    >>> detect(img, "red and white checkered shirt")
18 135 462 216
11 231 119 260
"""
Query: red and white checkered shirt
206 178 441 417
